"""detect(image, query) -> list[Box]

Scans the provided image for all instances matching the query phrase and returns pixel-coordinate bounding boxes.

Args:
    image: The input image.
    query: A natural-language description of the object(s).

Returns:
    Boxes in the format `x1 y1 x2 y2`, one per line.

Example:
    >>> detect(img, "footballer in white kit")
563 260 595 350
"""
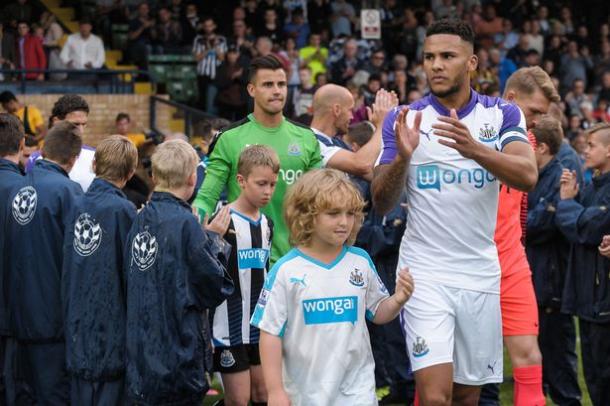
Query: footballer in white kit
251 246 389 405
371 21 537 400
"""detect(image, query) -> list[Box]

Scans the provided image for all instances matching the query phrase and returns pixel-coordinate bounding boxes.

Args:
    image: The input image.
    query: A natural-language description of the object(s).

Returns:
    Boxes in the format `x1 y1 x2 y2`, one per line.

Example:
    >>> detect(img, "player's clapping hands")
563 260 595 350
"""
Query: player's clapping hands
559 169 579 200
367 89 399 128
599 235 610 258
203 205 231 235
394 107 422 159
393 268 414 305
433 109 482 159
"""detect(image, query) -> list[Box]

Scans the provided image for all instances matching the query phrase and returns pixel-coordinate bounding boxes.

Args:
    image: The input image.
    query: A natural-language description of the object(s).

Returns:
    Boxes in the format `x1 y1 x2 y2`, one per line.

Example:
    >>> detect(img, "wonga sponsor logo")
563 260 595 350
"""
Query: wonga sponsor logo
416 164 496 191
237 248 269 269
302 296 358 325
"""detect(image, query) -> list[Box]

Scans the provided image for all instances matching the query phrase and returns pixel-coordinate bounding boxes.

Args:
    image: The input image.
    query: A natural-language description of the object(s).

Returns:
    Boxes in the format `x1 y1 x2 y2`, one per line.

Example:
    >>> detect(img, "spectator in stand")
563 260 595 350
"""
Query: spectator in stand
60 18 105 80
0 22 16 81
40 12 66 81
229 19 255 60
566 114 583 141
535 5 550 35
363 74 382 106
307 0 331 35
257 8 283 44
330 38 362 86
299 33 328 86
2 0 32 28
215 45 248 121
181 3 200 47
394 8 419 62
281 37 301 89
283 7 309 49
474 4 503 48
126 2 154 69
292 66 316 120
544 35 565 70
599 71 610 103
574 25 592 50
472 48 499 95
193 17 227 115
115 112 146 147
151 6 182 54
243 0 259 33
363 49 386 76
526 20 545 56
525 49 541 68
565 79 592 117
580 101 597 130
15 21 45 81
560 41 593 94
0 91 45 143
330 0 355 37
489 47 517 94
96 0 128 46
507 34 531 68
494 19 519 59
167 0 185 21
593 99 610 123
595 43 610 86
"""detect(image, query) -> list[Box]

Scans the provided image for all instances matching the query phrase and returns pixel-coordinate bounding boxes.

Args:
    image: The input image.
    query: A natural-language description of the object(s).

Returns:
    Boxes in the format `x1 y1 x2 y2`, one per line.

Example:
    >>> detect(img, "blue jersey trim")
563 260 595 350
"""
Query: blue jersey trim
294 246 348 270
500 135 529 150
230 208 262 225
347 246 380 278
366 309 375 321
499 126 526 137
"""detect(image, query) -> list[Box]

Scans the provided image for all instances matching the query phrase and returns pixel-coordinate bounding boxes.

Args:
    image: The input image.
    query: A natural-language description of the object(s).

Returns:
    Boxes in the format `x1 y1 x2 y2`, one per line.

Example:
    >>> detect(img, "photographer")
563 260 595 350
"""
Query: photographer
193 17 227 114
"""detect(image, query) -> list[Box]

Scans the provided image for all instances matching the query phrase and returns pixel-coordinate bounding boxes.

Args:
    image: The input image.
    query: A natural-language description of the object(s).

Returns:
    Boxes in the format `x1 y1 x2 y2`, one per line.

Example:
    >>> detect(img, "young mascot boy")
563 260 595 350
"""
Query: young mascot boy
62 135 138 405
252 168 414 405
125 139 234 405
6 121 83 404
211 145 279 406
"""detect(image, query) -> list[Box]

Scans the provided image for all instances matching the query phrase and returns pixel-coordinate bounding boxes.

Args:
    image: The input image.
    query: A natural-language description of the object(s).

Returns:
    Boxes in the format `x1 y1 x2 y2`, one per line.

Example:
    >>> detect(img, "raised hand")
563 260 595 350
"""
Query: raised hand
393 268 414 305
559 169 579 200
395 107 422 159
203 205 231 236
599 235 610 258
367 89 399 128
433 109 482 159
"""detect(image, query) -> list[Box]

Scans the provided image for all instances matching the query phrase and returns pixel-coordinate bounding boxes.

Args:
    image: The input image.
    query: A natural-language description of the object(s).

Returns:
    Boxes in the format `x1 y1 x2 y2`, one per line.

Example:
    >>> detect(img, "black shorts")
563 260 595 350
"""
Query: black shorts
213 344 261 373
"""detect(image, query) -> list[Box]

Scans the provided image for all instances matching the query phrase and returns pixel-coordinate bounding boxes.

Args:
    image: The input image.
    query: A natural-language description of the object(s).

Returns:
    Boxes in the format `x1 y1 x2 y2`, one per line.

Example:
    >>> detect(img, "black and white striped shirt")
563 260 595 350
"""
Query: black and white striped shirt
212 209 273 347
192 34 227 79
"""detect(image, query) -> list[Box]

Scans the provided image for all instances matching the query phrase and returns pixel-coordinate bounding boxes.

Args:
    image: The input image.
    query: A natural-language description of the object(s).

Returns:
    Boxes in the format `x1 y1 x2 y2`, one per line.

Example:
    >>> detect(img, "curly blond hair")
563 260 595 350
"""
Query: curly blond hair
284 169 365 247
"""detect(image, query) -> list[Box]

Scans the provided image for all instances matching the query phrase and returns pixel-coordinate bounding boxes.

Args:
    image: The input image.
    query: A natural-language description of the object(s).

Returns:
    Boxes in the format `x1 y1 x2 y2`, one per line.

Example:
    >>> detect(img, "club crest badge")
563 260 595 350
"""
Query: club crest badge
287 143 302 156
73 213 102 256
349 268 365 287
412 336 430 358
478 123 497 143
11 186 37 225
132 231 158 271
220 349 236 368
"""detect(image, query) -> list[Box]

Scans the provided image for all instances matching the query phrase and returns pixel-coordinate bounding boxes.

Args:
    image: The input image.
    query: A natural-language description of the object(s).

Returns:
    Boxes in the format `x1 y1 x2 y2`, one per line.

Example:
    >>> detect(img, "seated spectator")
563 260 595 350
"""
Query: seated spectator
363 73 381 106
580 101 597 129
95 0 128 46
565 78 592 117
598 71 610 103
229 18 255 60
494 19 518 58
0 22 16 81
126 2 154 68
299 33 328 86
292 66 317 119
526 19 544 56
489 47 517 93
595 42 610 84
168 0 185 21
315 71 329 87
560 41 593 93
256 8 283 44
215 45 248 120
308 0 332 34
390 70 415 105
15 20 46 81
0 90 45 142
281 37 301 88
330 0 356 37
362 49 386 76
283 7 309 49
566 114 583 141
40 12 66 81
115 112 146 147
330 38 362 85
59 18 105 80
474 4 503 48
181 3 200 47
506 34 531 68
151 7 183 54
594 99 610 123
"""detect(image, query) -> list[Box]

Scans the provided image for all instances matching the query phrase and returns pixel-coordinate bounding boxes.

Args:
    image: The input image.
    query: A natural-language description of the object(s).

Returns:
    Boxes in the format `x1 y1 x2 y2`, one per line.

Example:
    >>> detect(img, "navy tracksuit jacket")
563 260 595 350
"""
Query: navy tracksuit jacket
125 191 233 405
62 178 137 381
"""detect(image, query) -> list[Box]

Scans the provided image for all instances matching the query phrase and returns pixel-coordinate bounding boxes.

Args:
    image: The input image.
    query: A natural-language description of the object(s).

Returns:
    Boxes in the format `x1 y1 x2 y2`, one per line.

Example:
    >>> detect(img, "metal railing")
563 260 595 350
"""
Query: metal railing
149 95 214 139
0 69 155 94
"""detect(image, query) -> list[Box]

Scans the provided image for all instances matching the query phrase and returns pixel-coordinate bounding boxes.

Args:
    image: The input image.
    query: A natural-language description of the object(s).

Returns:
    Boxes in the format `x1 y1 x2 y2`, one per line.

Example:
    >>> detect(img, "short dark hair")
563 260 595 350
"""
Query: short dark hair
51 95 90 121
426 19 475 45
347 121 374 147
0 91 17 104
248 54 285 83
368 73 382 83
531 115 563 155
116 112 130 122
24 135 38 147
42 121 82 165
0 113 24 157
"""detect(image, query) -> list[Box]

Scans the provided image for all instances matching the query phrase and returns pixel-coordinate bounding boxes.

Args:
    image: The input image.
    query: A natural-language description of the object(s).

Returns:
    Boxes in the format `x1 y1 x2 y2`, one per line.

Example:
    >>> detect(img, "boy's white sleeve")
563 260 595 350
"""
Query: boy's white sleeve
250 263 288 336
364 256 390 322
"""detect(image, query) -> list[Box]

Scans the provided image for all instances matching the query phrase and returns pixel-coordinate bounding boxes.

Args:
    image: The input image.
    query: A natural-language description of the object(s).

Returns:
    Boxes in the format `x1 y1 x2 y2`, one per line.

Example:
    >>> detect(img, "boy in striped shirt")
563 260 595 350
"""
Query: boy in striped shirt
211 145 279 406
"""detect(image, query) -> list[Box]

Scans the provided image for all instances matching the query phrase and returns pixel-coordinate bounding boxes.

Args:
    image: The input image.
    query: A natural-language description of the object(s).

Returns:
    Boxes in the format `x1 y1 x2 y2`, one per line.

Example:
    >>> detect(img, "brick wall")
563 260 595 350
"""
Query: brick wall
18 94 171 147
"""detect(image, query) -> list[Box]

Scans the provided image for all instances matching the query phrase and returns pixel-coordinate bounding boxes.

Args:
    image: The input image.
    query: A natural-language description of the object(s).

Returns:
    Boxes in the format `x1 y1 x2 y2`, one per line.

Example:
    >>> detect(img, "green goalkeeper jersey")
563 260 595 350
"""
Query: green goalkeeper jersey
193 114 322 265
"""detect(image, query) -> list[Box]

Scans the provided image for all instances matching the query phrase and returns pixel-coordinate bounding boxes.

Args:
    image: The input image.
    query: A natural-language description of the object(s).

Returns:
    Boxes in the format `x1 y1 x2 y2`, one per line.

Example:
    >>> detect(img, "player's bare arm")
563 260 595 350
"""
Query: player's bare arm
433 109 538 191
371 107 422 214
